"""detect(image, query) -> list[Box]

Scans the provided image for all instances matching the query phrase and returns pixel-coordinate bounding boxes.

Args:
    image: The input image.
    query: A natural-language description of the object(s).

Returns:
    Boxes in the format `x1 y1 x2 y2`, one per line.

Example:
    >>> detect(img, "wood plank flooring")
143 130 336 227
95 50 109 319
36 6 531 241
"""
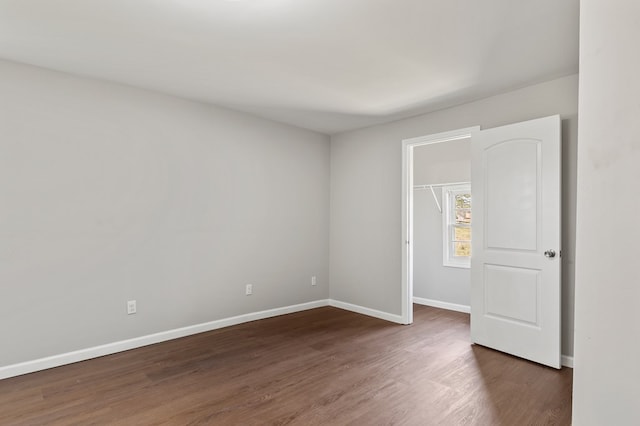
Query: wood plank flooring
0 305 572 425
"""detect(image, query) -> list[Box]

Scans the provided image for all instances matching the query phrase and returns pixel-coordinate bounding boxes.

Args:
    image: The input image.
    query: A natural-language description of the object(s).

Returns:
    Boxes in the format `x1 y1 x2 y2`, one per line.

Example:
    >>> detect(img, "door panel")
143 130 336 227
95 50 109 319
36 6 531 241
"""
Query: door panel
471 115 561 369
484 264 539 325
485 140 540 251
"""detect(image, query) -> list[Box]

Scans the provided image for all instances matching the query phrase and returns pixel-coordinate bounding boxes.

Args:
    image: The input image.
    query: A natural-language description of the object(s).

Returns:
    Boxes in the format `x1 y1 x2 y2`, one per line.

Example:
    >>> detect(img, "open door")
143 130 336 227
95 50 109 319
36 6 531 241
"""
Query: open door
470 115 561 369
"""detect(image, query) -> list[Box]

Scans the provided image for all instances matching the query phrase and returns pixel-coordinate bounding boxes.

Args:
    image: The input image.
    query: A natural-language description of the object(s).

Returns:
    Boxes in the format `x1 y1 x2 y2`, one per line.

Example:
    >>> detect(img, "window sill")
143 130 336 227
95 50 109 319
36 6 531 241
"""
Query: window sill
443 262 470 269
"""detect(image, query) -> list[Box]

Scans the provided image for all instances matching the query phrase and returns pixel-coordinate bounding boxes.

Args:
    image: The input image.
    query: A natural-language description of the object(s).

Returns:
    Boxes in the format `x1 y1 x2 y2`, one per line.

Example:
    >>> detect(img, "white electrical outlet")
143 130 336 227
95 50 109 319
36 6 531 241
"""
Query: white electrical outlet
245 284 253 295
311 276 317 286
127 300 137 315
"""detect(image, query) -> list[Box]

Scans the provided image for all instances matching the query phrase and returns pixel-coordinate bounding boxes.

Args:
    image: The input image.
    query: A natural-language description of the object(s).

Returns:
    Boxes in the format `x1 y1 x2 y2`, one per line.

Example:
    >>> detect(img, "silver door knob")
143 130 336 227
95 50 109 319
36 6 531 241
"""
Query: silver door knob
544 250 556 258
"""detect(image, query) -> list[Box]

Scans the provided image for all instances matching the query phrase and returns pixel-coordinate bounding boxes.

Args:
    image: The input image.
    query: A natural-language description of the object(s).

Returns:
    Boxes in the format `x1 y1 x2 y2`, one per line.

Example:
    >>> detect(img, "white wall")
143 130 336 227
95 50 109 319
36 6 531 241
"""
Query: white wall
330 74 578 357
572 1 640 423
0 60 330 367
413 140 471 306
413 138 471 185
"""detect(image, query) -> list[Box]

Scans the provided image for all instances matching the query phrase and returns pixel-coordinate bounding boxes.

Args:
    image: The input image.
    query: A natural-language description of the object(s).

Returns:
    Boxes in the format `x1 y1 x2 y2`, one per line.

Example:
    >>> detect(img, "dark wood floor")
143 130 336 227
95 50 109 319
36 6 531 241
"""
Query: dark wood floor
0 305 572 425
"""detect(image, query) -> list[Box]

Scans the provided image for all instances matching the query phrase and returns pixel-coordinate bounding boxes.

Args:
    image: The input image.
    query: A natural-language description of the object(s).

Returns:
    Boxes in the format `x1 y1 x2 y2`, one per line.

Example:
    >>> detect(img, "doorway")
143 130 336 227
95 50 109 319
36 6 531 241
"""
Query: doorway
402 116 562 368
401 127 479 324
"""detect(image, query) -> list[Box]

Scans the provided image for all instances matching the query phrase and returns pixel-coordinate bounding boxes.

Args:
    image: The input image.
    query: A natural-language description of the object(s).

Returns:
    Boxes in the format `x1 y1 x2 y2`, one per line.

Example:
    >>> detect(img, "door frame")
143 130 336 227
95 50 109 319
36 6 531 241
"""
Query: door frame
401 126 480 325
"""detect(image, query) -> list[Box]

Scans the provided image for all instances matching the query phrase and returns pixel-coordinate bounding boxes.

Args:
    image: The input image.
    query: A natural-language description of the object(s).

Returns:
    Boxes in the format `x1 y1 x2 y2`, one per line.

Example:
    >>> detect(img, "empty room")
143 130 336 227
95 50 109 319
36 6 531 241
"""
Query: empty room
1 1 638 425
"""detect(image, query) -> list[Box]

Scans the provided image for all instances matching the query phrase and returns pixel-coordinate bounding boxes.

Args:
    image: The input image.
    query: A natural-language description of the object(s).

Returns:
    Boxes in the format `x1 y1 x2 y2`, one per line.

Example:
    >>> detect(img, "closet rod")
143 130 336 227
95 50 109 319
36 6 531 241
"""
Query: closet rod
413 181 470 214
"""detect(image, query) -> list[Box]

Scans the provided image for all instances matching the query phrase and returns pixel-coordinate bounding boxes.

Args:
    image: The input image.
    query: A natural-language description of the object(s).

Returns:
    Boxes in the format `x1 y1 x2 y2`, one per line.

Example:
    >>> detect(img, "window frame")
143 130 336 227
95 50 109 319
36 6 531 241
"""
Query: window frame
442 184 472 268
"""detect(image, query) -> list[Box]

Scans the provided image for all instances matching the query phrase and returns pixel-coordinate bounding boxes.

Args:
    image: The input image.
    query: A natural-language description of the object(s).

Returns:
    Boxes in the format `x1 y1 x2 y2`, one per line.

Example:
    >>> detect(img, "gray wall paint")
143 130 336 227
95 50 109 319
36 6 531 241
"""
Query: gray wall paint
572 1 640 423
413 140 471 306
330 74 578 356
413 138 471 185
0 58 580 369
0 60 330 367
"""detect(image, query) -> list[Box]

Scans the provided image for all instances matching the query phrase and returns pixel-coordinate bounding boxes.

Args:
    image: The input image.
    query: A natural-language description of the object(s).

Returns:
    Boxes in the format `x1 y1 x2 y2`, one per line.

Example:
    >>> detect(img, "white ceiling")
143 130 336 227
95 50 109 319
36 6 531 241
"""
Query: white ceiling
0 0 579 134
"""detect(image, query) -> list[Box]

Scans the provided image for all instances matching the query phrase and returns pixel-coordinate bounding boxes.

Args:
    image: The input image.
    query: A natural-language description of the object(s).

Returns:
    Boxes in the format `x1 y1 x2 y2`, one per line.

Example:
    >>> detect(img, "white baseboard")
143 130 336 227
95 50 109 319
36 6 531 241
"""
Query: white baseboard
329 299 404 324
413 297 471 314
0 299 330 380
1 297 563 380
561 355 574 368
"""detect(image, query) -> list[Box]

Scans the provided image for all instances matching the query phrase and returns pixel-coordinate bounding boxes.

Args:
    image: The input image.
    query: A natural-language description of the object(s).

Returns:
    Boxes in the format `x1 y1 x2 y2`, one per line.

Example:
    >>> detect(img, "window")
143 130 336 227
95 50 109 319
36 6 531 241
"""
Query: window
442 184 471 268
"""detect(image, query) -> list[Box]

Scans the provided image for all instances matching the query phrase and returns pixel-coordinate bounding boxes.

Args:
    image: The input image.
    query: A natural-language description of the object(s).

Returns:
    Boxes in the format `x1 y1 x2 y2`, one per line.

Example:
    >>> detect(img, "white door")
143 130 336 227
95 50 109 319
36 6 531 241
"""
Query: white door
470 115 561 369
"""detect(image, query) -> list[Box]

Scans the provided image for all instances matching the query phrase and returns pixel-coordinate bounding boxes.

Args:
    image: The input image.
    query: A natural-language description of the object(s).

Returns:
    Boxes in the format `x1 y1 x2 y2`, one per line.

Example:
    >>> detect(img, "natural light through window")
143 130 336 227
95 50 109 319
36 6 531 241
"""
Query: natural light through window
443 184 471 268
